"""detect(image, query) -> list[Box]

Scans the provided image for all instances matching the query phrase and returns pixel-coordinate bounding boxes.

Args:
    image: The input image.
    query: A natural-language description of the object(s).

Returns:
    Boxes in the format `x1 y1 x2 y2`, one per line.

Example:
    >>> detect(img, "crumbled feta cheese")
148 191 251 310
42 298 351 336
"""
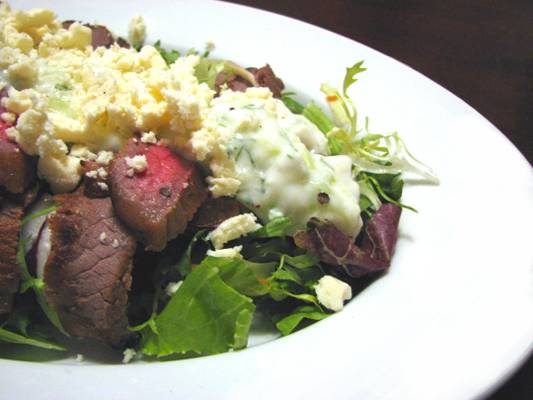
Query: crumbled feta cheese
140 131 157 144
122 348 137 364
125 155 147 174
128 15 146 48
0 112 15 124
206 245 243 259
96 151 114 165
5 127 19 141
96 167 108 179
0 5 214 193
85 170 98 179
314 275 352 312
36 135 82 193
99 231 107 243
96 182 108 191
126 169 135 177
70 145 97 161
165 281 183 297
207 213 261 249
206 177 241 198
111 239 120 248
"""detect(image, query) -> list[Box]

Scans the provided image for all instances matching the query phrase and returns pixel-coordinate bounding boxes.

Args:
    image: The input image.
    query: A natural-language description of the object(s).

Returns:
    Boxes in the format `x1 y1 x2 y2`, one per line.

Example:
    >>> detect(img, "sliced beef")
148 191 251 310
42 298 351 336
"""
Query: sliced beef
42 194 136 346
192 196 248 229
0 102 36 194
215 73 251 94
109 139 207 251
248 65 285 98
62 21 130 49
0 200 23 314
215 64 285 98
81 160 109 198
1 181 40 209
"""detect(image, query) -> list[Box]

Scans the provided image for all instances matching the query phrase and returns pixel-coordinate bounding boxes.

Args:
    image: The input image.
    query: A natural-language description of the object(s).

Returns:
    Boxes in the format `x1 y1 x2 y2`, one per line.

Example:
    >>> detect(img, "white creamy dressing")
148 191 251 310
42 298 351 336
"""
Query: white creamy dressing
214 100 363 238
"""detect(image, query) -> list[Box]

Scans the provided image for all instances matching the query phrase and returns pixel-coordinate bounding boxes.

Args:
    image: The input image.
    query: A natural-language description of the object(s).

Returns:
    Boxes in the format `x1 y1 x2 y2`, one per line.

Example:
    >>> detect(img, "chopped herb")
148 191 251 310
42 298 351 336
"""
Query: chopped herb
54 83 71 91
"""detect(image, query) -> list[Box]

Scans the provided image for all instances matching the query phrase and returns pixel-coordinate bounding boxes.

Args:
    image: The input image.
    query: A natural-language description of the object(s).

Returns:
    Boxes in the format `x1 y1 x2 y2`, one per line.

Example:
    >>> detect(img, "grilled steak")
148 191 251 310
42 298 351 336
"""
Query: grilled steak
0 199 23 314
0 102 36 194
215 73 250 94
109 139 207 251
42 194 136 346
248 65 285 98
192 196 248 229
81 160 109 198
215 64 285 98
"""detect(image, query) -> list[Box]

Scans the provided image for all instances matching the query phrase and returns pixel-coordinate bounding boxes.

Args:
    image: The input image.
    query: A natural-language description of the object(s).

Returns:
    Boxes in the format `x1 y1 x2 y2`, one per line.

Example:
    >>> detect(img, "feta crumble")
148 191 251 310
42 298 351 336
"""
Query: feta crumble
125 155 148 174
99 231 107 243
96 167 108 179
1 112 15 124
314 275 352 312
85 170 98 179
128 15 146 48
96 151 114 165
122 348 137 364
206 245 243 259
207 213 261 249
96 182 108 191
140 131 157 144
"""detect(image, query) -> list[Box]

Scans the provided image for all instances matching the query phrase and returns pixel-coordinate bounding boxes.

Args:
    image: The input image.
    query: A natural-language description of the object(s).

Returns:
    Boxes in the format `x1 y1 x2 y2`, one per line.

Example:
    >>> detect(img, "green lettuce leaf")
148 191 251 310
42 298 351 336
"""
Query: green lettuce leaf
0 307 66 352
342 60 367 96
194 59 225 89
199 256 276 297
268 256 323 306
281 92 305 114
252 216 293 238
283 253 319 269
275 305 328 336
302 102 335 134
154 40 180 66
175 230 207 277
0 328 66 351
140 263 255 357
357 171 416 213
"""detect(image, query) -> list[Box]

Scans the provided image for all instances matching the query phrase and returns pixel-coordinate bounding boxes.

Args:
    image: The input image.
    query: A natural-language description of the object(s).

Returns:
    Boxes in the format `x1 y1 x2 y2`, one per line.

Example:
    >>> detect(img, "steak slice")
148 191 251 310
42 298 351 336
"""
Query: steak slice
215 73 251 94
43 194 136 347
215 64 285 98
0 200 23 314
248 65 285 98
81 160 110 198
0 102 36 194
192 196 248 229
109 139 207 251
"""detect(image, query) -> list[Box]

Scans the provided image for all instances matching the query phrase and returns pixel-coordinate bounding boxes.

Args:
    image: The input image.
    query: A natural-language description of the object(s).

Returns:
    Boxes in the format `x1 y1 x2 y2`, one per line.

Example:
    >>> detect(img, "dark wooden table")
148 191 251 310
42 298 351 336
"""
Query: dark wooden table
227 1 533 398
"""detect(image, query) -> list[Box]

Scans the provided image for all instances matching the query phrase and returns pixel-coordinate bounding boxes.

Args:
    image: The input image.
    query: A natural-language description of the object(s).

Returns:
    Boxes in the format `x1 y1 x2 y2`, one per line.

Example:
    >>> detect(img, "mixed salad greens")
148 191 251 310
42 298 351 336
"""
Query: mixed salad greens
0 40 437 362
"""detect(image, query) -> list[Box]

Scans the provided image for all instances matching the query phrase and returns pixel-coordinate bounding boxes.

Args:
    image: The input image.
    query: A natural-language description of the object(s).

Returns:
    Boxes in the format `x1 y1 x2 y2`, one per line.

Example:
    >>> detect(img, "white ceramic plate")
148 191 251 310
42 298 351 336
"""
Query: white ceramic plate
2 1 532 399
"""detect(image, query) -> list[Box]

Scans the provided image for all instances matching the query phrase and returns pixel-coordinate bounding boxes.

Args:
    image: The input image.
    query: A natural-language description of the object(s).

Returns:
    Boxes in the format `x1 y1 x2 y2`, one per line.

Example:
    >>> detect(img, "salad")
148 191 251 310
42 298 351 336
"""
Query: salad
0 3 437 362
